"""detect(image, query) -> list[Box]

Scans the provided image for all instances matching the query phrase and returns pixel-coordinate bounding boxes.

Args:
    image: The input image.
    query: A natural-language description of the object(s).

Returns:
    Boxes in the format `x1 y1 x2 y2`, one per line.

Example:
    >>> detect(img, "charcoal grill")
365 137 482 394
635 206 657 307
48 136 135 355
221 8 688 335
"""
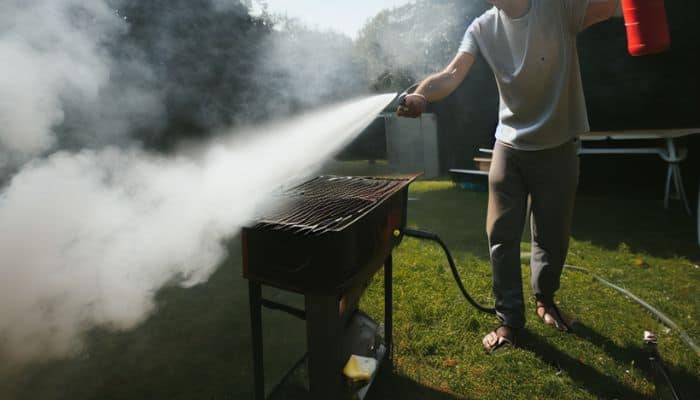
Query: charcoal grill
242 174 418 400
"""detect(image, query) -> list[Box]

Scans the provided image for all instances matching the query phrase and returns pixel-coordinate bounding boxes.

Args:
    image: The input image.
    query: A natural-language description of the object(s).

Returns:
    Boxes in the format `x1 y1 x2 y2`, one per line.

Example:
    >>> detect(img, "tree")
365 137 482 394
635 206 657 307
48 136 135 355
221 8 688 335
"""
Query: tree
113 0 272 148
111 0 369 150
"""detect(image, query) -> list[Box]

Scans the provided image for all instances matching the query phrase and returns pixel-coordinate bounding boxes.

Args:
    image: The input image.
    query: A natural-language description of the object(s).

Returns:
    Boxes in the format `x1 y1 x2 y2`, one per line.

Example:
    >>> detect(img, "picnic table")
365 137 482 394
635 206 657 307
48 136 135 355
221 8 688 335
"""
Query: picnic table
579 128 700 245
451 128 700 245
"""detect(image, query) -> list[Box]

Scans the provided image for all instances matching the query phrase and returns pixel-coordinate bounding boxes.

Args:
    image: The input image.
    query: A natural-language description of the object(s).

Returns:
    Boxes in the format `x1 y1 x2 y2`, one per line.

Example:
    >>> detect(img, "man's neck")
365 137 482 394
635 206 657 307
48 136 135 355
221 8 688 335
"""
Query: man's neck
502 0 531 19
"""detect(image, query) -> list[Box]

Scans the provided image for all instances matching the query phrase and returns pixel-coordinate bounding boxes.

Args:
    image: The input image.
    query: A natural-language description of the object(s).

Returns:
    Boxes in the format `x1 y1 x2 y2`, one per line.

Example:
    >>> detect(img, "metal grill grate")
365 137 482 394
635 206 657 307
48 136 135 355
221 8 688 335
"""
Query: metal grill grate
254 176 410 235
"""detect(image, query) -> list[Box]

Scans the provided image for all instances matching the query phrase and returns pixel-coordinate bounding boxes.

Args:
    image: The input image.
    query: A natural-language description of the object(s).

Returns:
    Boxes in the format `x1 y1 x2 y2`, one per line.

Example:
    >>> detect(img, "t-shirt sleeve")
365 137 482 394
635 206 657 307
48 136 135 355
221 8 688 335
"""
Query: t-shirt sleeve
458 19 480 57
563 0 590 33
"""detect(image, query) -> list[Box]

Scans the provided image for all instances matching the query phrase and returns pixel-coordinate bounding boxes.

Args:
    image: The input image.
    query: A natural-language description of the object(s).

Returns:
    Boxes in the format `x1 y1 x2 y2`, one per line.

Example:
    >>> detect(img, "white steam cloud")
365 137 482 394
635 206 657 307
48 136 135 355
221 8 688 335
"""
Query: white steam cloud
0 93 395 364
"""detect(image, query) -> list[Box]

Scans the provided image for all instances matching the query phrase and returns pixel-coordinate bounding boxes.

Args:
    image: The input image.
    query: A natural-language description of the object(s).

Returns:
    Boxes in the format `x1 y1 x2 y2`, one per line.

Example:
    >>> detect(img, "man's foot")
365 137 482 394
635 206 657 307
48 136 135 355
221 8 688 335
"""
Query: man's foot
536 300 575 332
482 325 518 354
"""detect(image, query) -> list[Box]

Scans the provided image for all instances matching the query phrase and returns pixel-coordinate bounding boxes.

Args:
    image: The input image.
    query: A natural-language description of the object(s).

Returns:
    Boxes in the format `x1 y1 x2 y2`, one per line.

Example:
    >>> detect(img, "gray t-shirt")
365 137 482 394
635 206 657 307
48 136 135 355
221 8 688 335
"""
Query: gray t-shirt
459 0 591 150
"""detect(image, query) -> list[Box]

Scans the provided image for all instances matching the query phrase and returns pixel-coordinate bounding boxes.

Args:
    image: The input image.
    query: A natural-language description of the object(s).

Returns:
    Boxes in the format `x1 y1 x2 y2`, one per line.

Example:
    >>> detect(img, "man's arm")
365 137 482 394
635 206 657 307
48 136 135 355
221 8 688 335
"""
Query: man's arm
397 51 475 118
581 0 620 30
415 51 475 102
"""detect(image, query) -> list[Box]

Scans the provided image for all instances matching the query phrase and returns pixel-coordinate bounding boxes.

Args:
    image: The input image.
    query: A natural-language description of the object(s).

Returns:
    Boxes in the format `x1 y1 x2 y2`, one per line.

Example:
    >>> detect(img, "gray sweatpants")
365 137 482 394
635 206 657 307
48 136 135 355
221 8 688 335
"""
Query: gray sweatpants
486 139 579 328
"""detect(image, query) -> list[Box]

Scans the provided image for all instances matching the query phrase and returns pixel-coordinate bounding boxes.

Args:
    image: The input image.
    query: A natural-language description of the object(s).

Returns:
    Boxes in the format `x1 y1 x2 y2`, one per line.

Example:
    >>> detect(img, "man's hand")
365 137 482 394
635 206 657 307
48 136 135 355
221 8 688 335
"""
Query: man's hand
396 94 428 118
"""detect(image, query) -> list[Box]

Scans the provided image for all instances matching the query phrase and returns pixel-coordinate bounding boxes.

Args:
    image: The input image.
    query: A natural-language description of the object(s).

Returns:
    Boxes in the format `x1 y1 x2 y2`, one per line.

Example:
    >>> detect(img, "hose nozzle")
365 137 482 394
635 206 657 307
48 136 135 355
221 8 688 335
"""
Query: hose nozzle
397 83 420 106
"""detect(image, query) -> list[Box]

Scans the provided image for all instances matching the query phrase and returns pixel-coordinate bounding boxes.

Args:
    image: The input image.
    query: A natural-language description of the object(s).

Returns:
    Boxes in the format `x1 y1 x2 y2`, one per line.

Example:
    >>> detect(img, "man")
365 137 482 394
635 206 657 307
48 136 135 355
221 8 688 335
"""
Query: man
398 0 619 353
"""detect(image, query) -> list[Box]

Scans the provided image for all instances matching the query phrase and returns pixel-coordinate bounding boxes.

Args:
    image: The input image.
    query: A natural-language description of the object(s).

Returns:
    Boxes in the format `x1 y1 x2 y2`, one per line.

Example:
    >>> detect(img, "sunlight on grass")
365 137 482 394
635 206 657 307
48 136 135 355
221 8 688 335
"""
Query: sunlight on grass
361 181 699 400
407 181 455 193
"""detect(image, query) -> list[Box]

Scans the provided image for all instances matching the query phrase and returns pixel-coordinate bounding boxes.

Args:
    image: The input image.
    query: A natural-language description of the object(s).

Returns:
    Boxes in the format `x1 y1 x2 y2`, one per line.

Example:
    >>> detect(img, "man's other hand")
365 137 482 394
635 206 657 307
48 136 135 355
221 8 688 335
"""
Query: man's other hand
396 94 427 118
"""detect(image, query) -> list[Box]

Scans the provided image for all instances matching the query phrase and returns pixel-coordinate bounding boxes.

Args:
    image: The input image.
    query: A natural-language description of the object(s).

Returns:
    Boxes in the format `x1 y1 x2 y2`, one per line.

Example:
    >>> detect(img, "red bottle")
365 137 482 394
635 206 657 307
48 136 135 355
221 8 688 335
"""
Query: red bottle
621 0 671 56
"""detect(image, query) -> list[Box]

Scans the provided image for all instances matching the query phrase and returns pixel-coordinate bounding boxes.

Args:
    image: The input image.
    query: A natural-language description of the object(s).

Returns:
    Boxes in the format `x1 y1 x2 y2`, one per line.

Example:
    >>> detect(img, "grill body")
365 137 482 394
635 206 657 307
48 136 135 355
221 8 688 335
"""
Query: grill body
242 175 417 400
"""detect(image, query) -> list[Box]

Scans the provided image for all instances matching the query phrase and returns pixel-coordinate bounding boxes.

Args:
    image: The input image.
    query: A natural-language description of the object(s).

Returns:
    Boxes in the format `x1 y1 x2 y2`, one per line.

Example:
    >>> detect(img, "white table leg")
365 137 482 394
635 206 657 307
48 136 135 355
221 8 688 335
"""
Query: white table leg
665 138 691 214
672 164 692 214
664 164 673 209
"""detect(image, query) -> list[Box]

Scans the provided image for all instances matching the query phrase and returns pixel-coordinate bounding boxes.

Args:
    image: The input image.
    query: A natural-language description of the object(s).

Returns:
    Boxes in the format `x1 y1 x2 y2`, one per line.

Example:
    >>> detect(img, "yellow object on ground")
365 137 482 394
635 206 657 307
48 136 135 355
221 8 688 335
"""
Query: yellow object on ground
342 355 377 382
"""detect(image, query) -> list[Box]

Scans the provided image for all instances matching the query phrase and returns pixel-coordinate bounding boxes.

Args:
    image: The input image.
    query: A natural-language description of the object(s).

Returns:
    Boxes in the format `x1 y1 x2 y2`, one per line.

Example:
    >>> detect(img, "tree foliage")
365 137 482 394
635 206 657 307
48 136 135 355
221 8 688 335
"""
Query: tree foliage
111 0 368 149
112 0 270 146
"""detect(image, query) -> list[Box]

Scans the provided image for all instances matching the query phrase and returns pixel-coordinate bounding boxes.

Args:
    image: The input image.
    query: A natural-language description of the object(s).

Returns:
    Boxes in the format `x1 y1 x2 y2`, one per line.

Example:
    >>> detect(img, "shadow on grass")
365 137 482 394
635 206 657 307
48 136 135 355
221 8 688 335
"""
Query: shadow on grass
518 322 699 400
366 371 465 400
518 328 654 400
572 322 699 400
571 193 699 261
270 369 465 400
406 180 700 263
1 258 252 400
0 241 308 400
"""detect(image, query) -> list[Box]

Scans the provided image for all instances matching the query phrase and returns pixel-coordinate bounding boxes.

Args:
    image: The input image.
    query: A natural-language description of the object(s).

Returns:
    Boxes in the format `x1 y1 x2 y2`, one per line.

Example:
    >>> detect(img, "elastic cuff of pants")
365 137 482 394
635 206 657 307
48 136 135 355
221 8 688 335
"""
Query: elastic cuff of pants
496 312 525 329
534 293 554 305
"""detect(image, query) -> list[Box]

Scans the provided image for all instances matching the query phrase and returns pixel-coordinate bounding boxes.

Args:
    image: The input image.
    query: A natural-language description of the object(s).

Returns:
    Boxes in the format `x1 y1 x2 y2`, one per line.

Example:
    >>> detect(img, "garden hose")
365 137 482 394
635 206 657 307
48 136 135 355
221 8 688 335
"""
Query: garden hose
397 229 698 356
398 229 691 398
399 228 497 315
564 264 700 357
645 331 682 400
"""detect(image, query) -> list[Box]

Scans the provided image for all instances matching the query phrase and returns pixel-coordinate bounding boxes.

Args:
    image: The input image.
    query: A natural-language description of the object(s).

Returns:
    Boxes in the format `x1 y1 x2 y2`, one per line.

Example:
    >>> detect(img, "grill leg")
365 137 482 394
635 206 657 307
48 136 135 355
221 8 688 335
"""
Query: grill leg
385 254 394 369
249 282 265 400
305 294 343 400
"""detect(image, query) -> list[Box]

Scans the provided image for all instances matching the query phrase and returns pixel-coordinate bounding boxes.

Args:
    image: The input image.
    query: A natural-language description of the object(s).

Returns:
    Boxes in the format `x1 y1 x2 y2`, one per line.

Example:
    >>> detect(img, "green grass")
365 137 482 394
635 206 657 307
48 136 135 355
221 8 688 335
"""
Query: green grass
0 170 697 400
362 180 699 400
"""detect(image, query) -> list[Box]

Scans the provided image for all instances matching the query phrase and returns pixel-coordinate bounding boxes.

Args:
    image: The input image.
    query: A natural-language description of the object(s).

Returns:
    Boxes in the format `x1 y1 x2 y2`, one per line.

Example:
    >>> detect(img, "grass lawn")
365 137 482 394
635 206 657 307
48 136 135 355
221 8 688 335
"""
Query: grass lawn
1 165 698 399
363 180 699 400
